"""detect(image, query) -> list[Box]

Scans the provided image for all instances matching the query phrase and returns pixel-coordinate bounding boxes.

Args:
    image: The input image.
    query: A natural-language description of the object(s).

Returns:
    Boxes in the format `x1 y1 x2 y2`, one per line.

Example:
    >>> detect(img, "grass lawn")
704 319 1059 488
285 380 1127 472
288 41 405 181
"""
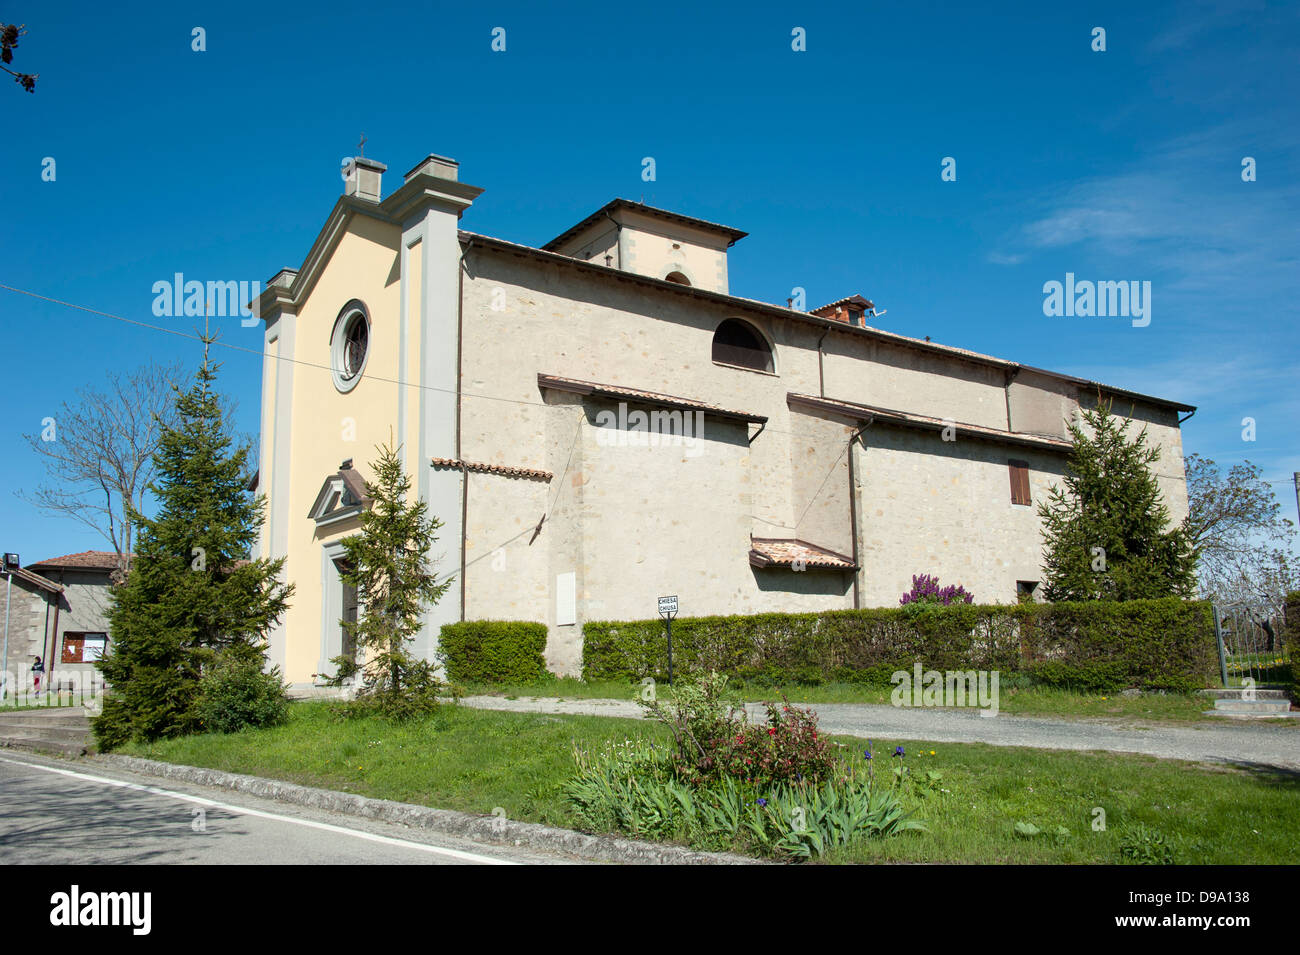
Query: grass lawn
460 677 1290 725
119 700 1300 864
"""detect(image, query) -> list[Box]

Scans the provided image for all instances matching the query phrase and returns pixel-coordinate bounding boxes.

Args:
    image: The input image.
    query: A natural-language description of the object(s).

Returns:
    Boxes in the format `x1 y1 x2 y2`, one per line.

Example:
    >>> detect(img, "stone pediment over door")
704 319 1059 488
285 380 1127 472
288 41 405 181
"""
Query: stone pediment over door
307 460 372 528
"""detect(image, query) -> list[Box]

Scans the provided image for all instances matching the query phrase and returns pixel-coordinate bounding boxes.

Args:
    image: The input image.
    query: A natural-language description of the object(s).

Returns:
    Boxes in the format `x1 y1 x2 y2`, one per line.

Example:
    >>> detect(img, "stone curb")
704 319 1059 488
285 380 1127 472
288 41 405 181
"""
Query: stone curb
95 754 760 866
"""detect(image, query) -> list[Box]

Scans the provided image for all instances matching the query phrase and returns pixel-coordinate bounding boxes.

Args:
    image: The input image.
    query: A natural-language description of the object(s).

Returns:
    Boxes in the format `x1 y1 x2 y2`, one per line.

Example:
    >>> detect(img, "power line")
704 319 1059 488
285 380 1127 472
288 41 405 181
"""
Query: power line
2 281 867 546
0 282 819 442
0 283 548 415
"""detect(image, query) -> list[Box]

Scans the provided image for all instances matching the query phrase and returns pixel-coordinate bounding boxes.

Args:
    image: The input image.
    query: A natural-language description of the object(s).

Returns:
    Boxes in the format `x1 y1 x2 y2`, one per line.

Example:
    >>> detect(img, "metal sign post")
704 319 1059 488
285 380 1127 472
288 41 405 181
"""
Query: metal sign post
1 553 17 703
657 595 678 685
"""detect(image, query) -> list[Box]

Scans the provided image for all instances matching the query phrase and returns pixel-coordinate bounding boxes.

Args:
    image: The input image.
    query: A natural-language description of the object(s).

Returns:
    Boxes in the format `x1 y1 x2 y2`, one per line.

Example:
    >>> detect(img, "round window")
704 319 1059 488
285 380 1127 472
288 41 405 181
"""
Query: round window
330 303 370 393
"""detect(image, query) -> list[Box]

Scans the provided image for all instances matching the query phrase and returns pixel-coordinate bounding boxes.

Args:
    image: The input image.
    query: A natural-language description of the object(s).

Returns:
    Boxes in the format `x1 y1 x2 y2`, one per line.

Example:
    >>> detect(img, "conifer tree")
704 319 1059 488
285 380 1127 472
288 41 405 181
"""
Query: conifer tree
327 441 450 713
1037 399 1198 602
93 332 293 748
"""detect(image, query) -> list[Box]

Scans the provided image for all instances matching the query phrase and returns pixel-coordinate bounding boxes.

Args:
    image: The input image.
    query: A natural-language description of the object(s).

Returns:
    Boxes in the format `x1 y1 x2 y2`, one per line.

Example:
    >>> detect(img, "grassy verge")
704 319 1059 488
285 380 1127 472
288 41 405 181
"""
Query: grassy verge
459 677 1281 724
119 700 1300 864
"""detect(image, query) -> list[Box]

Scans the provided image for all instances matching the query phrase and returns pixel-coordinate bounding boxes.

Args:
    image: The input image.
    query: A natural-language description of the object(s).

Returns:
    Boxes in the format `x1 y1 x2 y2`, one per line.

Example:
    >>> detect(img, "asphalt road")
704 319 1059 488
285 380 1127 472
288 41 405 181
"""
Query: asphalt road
461 695 1300 771
0 754 587 865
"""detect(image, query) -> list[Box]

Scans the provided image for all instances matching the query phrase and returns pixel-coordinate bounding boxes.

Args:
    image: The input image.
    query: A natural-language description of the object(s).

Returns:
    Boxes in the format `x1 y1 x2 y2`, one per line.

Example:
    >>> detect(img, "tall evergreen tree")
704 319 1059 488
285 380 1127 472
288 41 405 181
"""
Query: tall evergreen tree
1037 399 1198 602
93 333 293 748
327 441 450 710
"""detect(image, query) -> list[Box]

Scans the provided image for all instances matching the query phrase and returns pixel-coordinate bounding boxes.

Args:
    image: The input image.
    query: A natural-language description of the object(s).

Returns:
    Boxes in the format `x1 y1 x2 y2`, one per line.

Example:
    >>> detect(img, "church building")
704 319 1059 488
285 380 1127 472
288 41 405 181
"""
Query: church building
253 152 1194 685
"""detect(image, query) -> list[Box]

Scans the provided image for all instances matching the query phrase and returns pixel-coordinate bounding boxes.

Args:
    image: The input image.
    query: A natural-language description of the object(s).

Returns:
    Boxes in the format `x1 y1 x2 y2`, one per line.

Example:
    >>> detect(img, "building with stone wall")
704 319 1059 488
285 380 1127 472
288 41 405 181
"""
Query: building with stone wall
253 152 1195 685
2 551 118 697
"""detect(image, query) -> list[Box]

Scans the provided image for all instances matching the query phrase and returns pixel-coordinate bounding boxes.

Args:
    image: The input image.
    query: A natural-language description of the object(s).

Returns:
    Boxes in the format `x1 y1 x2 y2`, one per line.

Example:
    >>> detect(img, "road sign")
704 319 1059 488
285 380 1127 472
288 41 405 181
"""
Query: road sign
657 596 678 684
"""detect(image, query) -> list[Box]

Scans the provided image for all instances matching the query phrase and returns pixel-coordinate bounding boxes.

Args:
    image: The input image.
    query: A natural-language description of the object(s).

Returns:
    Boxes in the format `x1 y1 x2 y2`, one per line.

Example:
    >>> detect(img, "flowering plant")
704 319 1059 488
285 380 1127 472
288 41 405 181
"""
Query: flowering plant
639 673 835 788
698 699 834 788
899 573 974 607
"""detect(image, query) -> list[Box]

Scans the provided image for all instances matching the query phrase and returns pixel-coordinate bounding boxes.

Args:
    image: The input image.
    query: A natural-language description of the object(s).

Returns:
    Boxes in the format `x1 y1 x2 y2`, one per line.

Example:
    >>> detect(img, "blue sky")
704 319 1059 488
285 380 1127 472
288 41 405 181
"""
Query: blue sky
3 0 1298 562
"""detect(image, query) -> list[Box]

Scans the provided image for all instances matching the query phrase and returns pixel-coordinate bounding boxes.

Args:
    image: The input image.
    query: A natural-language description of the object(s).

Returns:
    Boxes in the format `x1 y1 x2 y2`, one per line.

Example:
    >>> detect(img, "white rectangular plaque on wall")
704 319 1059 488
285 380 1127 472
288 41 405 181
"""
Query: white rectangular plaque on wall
556 571 577 627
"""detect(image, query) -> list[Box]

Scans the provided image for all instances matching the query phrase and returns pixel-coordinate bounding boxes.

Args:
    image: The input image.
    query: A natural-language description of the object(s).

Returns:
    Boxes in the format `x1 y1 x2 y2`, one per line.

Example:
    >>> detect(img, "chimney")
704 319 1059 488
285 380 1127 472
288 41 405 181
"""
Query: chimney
404 153 459 183
343 157 386 201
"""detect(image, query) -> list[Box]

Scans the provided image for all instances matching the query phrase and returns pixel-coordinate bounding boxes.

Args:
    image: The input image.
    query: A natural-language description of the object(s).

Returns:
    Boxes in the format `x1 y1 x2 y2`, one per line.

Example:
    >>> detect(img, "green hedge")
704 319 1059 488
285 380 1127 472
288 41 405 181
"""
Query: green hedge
439 621 548 684
583 598 1217 692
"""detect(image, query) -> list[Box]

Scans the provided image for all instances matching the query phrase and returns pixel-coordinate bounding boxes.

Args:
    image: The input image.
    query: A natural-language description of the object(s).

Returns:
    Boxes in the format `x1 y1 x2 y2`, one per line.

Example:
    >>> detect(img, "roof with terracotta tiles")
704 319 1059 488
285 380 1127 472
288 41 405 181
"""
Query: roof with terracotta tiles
458 229 1194 414
538 373 767 424
431 457 553 481
810 294 875 314
26 550 126 572
749 538 857 570
787 393 1074 453
2 566 65 594
541 198 749 252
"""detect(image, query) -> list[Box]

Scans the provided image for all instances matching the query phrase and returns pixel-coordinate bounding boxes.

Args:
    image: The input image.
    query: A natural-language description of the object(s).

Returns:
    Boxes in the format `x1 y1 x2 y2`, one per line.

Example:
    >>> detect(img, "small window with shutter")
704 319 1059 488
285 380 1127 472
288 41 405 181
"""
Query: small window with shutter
1008 459 1031 506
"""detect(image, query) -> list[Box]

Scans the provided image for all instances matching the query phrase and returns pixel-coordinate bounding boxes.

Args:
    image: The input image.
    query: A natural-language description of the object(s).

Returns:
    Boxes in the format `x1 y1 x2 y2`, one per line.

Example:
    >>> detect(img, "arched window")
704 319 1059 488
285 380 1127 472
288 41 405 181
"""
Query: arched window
712 318 773 373
665 270 691 286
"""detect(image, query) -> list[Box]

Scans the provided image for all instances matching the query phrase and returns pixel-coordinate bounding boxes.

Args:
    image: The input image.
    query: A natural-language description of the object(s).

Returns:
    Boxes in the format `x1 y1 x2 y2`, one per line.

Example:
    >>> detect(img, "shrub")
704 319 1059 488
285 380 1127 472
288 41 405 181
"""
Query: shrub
193 652 290 735
637 672 747 779
640 674 835 789
703 702 834 789
438 620 548 684
1030 660 1128 694
1021 599 1216 692
90 696 136 752
584 598 1216 691
899 573 974 607
331 658 458 723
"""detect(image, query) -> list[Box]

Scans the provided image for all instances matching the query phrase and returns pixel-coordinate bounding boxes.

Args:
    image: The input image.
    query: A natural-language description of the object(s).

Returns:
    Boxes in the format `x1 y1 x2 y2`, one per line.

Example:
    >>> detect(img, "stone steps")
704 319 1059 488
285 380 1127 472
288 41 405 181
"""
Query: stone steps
0 734 89 757
1206 698 1298 719
0 708 93 755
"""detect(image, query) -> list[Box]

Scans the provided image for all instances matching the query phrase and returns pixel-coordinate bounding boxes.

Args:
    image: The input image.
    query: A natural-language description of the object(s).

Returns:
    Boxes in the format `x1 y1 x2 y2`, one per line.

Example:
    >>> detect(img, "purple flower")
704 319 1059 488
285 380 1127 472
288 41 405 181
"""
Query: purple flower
900 573 974 606
756 798 767 807
893 746 905 757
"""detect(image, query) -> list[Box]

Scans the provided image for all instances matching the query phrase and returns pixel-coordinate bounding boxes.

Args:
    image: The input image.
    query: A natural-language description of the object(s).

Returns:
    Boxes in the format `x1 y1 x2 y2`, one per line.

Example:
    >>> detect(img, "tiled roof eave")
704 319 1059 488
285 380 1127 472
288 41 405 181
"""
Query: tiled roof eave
538 373 767 424
3 566 65 594
787 393 1074 453
749 538 858 571
431 457 553 481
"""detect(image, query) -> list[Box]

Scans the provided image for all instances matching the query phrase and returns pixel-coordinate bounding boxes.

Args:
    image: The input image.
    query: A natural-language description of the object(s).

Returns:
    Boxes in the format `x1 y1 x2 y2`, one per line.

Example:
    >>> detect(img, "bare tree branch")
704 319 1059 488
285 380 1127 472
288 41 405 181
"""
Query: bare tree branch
19 361 186 574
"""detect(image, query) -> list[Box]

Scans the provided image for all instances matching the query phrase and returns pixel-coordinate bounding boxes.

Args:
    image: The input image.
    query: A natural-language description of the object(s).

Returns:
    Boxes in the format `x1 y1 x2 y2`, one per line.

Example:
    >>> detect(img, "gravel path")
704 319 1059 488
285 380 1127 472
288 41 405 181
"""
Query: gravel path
461 695 1300 771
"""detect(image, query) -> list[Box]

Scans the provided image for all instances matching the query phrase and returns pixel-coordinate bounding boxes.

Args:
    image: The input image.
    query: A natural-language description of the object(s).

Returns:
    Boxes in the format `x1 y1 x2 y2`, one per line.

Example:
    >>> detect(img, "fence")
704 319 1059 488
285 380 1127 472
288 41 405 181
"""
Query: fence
1213 604 1292 687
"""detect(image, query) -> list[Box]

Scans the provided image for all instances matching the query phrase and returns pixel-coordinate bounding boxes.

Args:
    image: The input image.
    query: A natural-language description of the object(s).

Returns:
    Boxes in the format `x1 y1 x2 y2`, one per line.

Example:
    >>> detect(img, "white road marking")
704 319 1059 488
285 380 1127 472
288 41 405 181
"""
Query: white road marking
0 755 519 865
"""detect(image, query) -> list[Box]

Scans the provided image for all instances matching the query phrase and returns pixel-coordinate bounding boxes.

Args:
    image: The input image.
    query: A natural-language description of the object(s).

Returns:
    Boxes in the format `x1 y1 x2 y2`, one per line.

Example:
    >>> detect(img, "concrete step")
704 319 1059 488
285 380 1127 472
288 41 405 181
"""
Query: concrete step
0 721 91 741
0 708 91 722
1200 687 1290 701
1209 698 1295 716
0 705 94 755
0 734 89 757
0 718 90 733
1205 710 1300 720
